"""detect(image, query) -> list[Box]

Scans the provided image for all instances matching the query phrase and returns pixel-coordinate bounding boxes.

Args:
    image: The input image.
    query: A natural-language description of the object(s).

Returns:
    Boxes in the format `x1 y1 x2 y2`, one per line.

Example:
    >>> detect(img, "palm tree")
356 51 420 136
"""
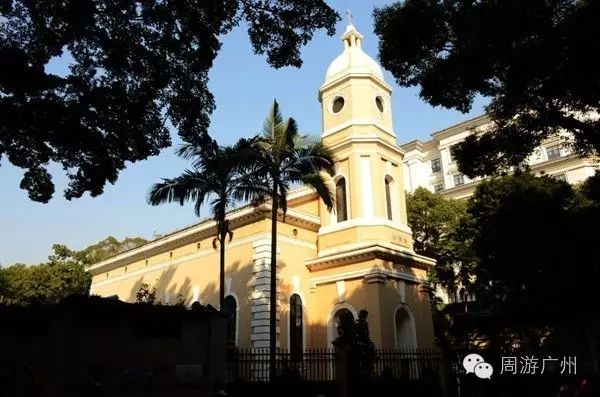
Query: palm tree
147 138 255 310
250 100 336 379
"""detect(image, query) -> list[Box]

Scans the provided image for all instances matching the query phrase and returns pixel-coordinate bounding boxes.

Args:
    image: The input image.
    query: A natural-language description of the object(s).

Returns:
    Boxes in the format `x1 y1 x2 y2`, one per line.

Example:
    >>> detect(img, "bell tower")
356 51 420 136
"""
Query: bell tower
316 23 413 254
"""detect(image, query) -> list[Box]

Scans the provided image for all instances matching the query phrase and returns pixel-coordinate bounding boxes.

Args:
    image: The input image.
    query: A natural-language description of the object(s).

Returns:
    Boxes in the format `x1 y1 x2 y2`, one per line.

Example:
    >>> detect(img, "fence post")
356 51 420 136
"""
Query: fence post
334 344 350 397
439 348 455 397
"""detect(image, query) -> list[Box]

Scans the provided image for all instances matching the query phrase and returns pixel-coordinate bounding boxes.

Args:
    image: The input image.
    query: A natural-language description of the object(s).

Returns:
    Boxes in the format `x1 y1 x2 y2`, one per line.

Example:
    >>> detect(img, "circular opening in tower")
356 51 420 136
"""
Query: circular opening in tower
332 96 345 113
375 96 385 113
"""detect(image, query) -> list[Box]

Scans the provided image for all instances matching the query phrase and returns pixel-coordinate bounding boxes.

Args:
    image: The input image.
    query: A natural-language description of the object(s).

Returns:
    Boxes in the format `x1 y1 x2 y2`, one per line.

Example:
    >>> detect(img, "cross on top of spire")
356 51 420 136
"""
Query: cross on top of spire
340 10 363 49
345 9 353 25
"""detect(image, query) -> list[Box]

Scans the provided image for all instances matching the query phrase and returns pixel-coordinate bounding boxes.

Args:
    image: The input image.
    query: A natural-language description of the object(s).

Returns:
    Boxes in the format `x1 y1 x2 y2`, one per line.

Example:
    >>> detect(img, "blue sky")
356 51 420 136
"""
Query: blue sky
0 0 487 265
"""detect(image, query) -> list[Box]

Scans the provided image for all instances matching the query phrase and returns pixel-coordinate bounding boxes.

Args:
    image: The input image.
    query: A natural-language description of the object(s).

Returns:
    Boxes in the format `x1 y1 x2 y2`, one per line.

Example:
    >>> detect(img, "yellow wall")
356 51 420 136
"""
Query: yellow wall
90 26 436 351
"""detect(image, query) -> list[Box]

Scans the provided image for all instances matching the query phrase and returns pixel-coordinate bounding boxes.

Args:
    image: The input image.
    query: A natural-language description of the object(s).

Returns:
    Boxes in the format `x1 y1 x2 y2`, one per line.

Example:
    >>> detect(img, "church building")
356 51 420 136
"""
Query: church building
88 23 437 352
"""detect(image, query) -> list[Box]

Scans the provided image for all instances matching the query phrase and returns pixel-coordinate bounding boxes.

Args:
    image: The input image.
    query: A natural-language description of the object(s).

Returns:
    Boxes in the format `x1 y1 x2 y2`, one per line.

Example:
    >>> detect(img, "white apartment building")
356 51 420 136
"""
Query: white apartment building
401 114 599 200
400 114 599 304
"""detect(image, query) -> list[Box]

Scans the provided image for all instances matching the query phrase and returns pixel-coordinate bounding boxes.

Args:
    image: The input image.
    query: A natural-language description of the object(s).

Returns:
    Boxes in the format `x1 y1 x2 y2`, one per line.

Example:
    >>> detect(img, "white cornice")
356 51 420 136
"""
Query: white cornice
530 153 598 171
430 114 491 141
318 73 392 99
439 155 599 200
325 136 405 156
286 186 316 201
322 119 396 138
400 139 425 153
318 217 412 236
90 233 317 286
88 204 321 274
309 267 426 287
306 241 435 271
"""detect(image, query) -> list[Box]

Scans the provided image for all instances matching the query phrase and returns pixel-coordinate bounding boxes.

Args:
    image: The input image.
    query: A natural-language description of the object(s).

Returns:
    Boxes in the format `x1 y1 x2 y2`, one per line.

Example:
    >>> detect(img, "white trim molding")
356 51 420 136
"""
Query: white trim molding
322 118 396 138
89 204 320 275
360 155 375 217
90 232 316 289
306 241 435 271
309 266 426 288
318 216 412 236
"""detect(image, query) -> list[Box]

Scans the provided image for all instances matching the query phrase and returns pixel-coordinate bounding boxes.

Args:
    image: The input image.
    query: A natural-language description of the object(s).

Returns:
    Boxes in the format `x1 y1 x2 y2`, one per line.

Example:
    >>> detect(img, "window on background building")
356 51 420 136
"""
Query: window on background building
290 294 303 360
454 174 465 186
335 178 348 222
546 144 561 160
434 183 444 193
554 173 567 182
223 296 237 346
431 158 441 173
385 177 393 221
448 146 457 162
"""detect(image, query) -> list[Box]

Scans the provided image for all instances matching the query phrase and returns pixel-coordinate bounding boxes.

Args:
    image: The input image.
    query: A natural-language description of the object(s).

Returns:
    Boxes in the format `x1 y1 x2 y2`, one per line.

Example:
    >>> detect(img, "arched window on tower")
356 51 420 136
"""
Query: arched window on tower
335 177 348 222
385 176 394 221
223 295 237 346
395 306 417 348
289 294 303 360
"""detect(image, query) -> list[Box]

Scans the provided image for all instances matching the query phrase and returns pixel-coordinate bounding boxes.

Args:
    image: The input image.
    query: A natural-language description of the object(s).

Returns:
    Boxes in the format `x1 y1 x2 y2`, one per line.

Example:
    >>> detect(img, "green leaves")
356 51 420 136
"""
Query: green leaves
374 0 600 177
1 0 338 202
406 187 467 258
0 236 147 305
0 255 91 306
251 100 335 214
443 173 600 343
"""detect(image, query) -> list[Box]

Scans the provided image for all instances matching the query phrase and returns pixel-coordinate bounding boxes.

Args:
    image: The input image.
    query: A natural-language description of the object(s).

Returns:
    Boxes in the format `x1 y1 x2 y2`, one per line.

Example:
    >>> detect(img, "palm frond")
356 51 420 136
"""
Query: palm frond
292 140 336 176
276 182 289 216
176 140 218 166
301 173 335 211
227 136 263 172
280 117 299 155
261 100 284 142
147 169 211 207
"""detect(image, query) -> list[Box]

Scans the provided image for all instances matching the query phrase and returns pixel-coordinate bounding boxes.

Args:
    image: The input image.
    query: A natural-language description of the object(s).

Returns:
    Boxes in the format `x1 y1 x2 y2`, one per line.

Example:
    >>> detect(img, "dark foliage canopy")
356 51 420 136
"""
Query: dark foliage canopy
0 236 147 305
442 172 600 349
374 0 600 177
0 0 339 202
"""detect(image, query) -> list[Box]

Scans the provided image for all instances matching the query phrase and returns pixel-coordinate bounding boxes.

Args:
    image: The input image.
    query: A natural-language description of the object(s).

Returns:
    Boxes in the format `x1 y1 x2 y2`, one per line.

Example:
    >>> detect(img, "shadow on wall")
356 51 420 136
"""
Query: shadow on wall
124 255 295 304
122 251 430 349
309 262 430 349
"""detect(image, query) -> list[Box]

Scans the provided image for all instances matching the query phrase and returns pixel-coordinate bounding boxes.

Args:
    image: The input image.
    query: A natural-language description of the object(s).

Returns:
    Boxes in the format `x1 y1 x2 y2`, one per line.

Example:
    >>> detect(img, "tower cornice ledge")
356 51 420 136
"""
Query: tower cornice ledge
322 119 397 139
319 73 392 100
325 136 405 156
309 265 427 287
305 241 435 272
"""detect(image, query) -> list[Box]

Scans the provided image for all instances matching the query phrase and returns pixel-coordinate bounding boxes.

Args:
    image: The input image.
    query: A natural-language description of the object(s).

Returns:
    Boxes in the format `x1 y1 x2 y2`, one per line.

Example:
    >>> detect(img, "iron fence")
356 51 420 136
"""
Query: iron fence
226 347 442 383
373 347 442 380
226 348 336 382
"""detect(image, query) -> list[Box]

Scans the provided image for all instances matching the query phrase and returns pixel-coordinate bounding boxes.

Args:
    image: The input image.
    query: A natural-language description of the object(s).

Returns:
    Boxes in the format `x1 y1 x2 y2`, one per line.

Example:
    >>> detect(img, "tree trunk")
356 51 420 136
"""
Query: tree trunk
269 183 278 381
219 229 226 310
